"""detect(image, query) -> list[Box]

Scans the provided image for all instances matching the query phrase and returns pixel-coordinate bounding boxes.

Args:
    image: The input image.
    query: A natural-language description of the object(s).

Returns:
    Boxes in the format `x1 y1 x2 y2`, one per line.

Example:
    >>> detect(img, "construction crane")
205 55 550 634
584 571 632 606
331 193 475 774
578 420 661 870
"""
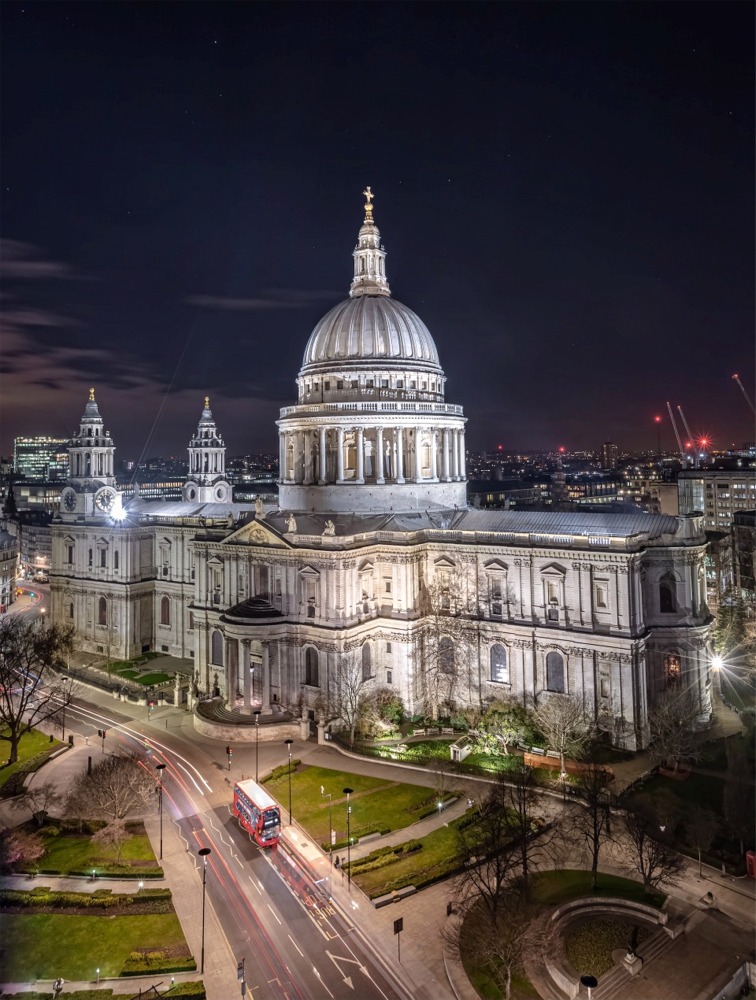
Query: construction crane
732 373 755 414
666 401 687 466
677 406 698 468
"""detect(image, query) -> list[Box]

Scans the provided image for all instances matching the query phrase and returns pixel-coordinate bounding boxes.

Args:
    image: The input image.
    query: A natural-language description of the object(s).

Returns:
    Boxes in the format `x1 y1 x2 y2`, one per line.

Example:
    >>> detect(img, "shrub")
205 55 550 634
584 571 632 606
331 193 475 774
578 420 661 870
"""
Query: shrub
262 760 301 784
121 950 197 975
165 983 207 998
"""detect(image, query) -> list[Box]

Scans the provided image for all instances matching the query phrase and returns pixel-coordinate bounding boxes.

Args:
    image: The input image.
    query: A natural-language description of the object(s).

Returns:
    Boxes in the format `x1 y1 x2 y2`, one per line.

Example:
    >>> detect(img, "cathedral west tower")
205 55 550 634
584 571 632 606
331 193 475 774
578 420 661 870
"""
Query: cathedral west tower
277 188 467 514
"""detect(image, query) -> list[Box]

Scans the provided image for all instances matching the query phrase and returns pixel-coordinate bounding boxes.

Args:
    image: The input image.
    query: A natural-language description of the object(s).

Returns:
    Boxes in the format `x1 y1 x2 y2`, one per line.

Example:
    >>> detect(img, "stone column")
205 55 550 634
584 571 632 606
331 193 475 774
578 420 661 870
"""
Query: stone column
414 429 423 482
443 428 451 481
226 642 238 710
396 428 405 483
319 427 327 484
431 430 438 481
242 641 252 712
376 427 385 484
279 432 286 482
457 430 466 479
356 427 365 483
303 431 313 485
261 641 271 713
337 427 345 482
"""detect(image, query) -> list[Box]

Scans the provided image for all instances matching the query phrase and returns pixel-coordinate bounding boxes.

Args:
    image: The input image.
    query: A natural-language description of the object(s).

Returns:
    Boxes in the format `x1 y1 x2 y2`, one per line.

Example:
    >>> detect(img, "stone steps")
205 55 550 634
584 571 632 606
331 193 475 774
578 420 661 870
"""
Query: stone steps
593 928 675 1000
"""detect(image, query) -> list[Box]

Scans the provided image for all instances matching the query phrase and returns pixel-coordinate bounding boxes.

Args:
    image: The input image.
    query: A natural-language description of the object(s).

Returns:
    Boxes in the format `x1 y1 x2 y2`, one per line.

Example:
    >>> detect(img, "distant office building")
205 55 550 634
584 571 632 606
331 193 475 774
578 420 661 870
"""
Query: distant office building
600 442 618 470
13 437 69 480
678 469 756 532
0 524 18 612
732 510 756 601
11 482 64 514
16 511 53 579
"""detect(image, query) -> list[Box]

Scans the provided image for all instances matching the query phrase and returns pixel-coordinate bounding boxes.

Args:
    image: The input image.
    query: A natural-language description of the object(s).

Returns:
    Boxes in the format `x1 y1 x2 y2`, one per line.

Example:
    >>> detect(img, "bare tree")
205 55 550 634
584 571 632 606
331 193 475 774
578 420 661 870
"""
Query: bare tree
572 763 614 889
418 579 473 720
66 753 153 821
533 694 594 776
460 888 554 1000
91 818 130 863
325 652 370 747
623 796 686 892
647 688 705 772
723 738 755 855
454 783 523 923
683 804 720 878
11 780 63 828
0 617 75 764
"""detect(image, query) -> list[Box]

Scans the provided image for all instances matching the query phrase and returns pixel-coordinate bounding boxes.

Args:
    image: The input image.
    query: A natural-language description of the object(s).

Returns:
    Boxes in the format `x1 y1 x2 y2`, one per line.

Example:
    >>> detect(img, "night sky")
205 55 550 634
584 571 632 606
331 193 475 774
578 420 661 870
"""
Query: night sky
2 2 753 463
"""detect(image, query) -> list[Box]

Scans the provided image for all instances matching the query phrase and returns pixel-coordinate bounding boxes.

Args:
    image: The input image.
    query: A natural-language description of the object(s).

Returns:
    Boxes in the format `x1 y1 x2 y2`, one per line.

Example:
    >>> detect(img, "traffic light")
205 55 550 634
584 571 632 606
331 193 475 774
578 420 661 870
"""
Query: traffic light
225 745 232 758
149 701 155 712
97 729 105 739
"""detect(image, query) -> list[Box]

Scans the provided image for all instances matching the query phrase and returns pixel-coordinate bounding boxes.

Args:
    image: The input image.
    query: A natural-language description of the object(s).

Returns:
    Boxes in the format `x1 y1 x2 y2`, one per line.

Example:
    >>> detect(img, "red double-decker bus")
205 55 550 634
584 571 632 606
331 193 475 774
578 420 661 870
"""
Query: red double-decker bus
233 778 281 847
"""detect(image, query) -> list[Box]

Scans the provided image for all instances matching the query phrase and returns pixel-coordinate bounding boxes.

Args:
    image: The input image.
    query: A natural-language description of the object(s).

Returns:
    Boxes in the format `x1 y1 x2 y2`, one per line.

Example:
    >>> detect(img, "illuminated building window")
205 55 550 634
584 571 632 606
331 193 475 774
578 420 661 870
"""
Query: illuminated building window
664 653 681 687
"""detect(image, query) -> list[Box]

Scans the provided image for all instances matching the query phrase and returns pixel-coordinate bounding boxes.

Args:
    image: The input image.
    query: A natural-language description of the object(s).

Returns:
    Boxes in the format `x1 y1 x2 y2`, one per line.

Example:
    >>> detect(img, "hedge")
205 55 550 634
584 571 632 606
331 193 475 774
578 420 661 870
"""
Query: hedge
0 989 206 1000
121 950 197 975
0 747 61 799
261 760 302 784
0 887 173 912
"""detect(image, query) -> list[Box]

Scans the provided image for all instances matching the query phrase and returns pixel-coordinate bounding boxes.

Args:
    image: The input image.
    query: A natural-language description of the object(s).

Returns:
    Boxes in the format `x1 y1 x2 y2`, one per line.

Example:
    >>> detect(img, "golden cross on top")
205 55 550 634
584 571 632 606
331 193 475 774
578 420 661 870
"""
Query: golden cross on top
89 387 95 401
363 186 374 205
204 395 210 409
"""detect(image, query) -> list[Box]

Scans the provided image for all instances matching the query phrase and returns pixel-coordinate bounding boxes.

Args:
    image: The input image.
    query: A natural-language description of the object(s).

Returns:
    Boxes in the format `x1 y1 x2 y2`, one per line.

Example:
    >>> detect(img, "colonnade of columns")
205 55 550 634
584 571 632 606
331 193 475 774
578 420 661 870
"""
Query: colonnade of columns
225 639 272 714
278 424 466 485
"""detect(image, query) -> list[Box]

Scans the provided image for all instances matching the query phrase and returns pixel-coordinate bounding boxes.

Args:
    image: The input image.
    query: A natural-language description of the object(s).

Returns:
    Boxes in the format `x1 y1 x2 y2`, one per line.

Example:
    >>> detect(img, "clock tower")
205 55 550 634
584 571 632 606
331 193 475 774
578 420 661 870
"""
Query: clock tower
60 388 122 520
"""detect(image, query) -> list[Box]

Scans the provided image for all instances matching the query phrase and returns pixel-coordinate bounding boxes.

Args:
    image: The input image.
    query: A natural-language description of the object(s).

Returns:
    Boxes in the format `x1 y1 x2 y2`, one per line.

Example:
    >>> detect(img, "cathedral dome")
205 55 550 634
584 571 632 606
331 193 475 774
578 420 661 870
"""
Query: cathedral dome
301 294 441 375
299 187 443 378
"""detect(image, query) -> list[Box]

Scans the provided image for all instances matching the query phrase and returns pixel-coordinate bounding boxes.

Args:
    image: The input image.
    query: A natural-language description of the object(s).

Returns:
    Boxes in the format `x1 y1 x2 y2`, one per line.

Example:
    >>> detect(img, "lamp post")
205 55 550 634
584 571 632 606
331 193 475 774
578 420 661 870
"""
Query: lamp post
285 739 294 824
254 710 261 783
198 847 212 974
321 787 333 863
343 787 353 885
155 763 166 861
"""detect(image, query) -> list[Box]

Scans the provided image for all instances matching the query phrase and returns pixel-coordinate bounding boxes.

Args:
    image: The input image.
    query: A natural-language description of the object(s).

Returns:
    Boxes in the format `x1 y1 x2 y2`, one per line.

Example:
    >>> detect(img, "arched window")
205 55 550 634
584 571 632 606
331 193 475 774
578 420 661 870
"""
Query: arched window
490 643 508 683
211 629 223 665
659 573 677 614
160 596 170 626
305 647 319 687
439 636 455 675
362 643 372 681
98 597 107 626
546 651 565 692
664 652 681 688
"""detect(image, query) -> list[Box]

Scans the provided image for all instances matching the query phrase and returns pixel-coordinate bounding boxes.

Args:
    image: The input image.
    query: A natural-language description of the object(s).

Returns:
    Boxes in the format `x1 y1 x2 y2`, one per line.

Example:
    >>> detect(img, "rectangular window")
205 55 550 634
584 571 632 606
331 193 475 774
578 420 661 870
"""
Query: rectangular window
386 642 392 653
384 579 392 594
547 581 558 603
337 380 343 389
600 677 610 698
100 549 106 568
595 584 608 609
386 670 393 685
66 545 74 563
547 607 559 622
324 381 330 390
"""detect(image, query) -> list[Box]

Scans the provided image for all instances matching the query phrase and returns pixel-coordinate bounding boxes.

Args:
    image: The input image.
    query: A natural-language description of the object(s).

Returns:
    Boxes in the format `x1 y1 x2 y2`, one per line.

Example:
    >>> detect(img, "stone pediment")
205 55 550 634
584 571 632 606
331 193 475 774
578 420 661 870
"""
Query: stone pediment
222 519 287 548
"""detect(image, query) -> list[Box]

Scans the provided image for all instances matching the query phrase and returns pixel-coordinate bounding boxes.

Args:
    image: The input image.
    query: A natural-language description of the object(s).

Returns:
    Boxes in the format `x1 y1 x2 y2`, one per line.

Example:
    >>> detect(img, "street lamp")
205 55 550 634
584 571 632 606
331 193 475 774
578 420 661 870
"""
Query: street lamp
343 787 353 885
156 763 166 861
198 847 212 974
321 786 333 863
285 739 294 824
254 710 261 783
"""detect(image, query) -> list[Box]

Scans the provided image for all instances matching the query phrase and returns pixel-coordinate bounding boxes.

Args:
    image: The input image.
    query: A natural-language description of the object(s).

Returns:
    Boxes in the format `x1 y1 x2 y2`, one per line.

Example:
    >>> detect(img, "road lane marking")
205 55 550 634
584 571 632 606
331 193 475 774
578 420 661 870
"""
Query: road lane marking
266 903 282 925
287 935 303 957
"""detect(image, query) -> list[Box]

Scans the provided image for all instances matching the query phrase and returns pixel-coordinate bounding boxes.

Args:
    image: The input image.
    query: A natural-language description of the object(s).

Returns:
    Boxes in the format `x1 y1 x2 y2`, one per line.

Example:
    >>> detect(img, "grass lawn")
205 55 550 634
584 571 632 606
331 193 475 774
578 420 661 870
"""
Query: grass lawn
1 912 190 980
0 727 62 793
533 869 665 908
30 822 161 877
264 765 441 843
642 771 724 815
133 672 173 686
351 820 463 897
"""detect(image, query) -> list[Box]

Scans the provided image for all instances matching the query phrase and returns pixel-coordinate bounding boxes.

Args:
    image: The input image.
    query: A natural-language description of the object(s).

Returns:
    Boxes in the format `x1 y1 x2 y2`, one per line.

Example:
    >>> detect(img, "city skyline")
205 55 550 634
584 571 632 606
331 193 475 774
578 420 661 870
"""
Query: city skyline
2 2 753 460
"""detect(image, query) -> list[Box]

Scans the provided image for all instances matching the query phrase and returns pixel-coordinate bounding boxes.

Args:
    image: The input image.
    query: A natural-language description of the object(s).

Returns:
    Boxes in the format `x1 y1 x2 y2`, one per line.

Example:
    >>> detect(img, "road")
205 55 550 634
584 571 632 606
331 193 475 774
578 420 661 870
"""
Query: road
60 693 408 1000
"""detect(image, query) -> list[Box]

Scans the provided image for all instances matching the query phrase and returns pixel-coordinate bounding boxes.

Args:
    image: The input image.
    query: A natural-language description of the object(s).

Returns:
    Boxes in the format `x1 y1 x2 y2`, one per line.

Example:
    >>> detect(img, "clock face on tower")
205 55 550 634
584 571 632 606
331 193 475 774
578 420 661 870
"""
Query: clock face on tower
95 487 115 513
62 488 77 512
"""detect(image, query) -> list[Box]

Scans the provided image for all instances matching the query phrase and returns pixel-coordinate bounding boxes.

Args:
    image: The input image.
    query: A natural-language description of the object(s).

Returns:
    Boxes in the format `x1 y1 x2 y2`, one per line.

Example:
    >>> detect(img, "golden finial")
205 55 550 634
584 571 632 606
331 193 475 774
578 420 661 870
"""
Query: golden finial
204 395 210 409
89 387 95 402
363 185 374 221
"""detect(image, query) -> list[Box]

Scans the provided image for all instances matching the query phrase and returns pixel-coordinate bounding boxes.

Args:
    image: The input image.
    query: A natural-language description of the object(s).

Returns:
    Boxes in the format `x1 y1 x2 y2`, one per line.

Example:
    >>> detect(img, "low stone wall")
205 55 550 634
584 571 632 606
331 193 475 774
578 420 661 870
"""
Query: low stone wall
193 713 303 742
